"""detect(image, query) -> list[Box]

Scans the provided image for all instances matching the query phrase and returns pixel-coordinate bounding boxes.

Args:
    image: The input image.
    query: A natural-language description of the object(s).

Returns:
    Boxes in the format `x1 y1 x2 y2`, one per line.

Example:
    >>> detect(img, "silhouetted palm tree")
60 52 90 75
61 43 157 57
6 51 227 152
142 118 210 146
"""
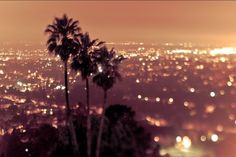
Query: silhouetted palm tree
45 14 80 157
92 46 125 157
71 32 104 157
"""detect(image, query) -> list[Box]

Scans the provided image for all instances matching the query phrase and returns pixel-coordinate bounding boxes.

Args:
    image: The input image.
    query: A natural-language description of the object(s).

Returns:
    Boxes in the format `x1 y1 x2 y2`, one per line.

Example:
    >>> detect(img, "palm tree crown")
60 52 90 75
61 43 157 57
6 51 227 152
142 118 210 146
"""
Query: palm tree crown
71 32 104 78
45 14 81 62
93 46 125 91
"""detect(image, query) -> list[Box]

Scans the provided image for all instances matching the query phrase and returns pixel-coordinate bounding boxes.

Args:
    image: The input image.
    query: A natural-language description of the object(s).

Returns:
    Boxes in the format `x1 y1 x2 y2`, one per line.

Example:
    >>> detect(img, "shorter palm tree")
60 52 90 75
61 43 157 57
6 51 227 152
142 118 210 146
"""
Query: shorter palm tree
92 46 125 157
71 32 104 157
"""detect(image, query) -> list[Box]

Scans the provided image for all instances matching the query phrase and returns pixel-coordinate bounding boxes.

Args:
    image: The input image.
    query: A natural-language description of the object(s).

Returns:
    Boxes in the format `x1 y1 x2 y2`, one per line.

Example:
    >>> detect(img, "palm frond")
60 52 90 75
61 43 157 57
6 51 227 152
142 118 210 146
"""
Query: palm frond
89 39 99 47
92 46 125 91
47 43 57 53
96 41 105 46
45 14 81 62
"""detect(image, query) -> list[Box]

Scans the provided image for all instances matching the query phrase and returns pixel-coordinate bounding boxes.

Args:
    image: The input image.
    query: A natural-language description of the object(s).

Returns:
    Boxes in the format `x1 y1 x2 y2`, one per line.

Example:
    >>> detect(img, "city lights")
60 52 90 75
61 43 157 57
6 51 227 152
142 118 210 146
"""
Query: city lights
0 41 235 157
211 134 219 142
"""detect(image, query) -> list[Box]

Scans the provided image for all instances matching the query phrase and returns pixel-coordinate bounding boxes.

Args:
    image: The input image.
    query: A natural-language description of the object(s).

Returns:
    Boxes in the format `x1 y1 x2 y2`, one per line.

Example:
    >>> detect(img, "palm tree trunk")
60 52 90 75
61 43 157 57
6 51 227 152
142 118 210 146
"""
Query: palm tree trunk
95 90 107 157
64 61 79 157
86 77 91 157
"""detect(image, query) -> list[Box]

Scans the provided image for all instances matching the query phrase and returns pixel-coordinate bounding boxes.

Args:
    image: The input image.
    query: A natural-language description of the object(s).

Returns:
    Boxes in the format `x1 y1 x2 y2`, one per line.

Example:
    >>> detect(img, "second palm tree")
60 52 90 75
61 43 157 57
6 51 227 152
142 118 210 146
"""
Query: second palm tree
71 32 104 157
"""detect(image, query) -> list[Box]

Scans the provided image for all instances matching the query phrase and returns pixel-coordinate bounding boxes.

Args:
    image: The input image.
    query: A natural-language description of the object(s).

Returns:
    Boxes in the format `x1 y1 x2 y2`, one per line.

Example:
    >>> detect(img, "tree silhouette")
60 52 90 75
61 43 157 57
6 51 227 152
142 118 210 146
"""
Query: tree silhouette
3 105 152 157
92 46 125 157
71 32 104 157
4 124 59 157
102 104 151 157
45 14 80 157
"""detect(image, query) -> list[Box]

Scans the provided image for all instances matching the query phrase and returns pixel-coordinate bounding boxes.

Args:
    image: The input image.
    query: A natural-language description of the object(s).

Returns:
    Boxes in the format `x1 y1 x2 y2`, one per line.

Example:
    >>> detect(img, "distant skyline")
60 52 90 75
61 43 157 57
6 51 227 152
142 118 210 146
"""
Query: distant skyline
1 1 236 45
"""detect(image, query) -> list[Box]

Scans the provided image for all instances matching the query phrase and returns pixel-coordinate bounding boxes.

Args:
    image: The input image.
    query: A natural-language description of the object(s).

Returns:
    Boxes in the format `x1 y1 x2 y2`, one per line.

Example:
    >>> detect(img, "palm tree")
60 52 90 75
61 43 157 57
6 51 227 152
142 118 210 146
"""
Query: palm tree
92 46 125 157
45 14 80 157
71 32 104 157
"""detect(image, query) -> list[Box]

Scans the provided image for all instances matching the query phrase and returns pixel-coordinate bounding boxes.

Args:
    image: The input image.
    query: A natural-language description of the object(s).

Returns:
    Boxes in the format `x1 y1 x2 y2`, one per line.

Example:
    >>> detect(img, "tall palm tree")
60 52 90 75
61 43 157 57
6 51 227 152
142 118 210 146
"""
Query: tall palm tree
45 14 80 157
92 46 125 157
71 32 104 157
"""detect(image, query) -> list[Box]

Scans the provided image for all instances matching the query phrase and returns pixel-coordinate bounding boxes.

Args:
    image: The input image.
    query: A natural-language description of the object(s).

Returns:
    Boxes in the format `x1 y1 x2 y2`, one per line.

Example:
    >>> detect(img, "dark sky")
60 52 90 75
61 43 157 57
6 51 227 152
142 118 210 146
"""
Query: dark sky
1 1 236 45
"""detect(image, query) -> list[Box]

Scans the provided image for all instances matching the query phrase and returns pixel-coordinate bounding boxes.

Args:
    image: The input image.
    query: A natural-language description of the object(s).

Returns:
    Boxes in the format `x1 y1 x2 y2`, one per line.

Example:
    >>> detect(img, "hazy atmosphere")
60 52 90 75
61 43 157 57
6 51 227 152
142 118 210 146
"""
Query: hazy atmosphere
1 1 236 44
1 1 236 157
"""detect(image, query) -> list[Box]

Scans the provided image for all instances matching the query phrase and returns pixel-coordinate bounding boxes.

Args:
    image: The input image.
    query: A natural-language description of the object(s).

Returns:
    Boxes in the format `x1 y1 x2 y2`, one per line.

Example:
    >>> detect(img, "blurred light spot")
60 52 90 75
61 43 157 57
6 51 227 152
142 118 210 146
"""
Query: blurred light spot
176 136 182 143
182 136 191 149
211 134 219 142
200 135 207 142
154 136 160 142
156 97 160 102
210 92 216 97
137 95 142 99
